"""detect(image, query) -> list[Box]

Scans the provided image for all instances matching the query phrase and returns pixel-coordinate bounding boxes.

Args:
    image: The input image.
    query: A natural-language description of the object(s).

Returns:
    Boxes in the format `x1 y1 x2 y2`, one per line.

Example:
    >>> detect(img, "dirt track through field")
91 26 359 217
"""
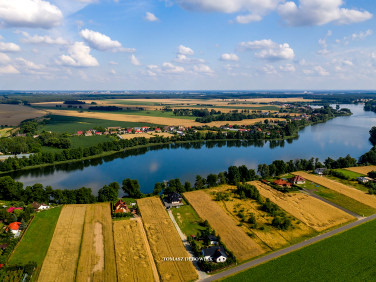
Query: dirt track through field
293 172 376 209
250 181 354 232
184 190 264 261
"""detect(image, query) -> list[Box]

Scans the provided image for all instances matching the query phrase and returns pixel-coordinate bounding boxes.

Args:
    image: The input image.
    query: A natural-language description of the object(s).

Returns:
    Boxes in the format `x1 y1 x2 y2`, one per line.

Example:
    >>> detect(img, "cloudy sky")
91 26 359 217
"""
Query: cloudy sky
0 0 375 90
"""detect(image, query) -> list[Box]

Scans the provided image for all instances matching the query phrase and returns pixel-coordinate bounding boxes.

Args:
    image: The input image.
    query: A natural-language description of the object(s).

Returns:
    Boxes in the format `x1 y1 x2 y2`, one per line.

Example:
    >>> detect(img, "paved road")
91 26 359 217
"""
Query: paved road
302 188 363 219
201 214 376 282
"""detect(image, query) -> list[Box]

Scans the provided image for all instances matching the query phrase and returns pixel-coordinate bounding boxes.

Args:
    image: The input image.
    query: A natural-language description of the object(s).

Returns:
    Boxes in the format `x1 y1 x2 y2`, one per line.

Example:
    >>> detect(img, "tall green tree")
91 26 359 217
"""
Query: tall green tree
122 178 142 198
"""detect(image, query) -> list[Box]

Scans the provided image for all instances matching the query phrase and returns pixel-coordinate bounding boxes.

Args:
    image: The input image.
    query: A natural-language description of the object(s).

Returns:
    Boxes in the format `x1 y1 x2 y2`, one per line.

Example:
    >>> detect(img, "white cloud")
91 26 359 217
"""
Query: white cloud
130 54 141 66
162 62 184 73
176 0 281 24
240 39 294 60
278 0 372 26
0 65 19 74
235 14 262 24
58 42 99 67
351 29 373 40
0 53 11 63
262 64 277 74
193 64 214 73
15 57 44 70
304 65 329 76
80 29 134 52
20 32 68 45
178 45 194 55
0 0 63 29
145 12 159 22
279 64 295 72
0 41 20 52
220 53 239 61
110 69 116 75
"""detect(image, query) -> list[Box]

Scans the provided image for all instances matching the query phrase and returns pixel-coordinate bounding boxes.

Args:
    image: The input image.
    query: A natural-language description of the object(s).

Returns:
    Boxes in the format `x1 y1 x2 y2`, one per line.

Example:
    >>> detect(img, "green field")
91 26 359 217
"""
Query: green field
333 168 364 179
299 181 376 216
171 205 206 236
224 218 376 281
9 206 62 268
42 115 160 133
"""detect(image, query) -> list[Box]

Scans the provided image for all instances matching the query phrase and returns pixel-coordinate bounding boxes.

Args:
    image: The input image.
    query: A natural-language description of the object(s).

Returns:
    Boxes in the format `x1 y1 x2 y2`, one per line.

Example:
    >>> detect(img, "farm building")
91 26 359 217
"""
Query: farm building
357 177 373 183
114 199 130 213
314 168 328 175
163 192 183 208
289 175 306 184
273 179 292 187
31 202 50 212
202 246 227 263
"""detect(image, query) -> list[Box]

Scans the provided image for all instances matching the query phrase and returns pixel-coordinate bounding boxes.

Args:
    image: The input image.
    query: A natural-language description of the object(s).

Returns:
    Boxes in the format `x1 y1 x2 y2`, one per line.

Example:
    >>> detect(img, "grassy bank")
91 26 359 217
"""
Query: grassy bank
171 204 206 236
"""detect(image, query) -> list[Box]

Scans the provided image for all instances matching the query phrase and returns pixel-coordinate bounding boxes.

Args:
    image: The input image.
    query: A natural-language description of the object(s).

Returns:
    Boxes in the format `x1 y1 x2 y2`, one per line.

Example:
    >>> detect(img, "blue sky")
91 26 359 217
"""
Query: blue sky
0 0 375 90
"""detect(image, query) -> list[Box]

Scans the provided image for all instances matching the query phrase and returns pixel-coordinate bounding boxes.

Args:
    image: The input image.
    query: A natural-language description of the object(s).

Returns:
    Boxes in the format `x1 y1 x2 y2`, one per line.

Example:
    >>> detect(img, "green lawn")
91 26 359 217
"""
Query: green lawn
42 115 161 133
69 135 115 148
299 181 376 216
224 218 376 282
333 168 364 179
9 206 62 267
171 205 206 237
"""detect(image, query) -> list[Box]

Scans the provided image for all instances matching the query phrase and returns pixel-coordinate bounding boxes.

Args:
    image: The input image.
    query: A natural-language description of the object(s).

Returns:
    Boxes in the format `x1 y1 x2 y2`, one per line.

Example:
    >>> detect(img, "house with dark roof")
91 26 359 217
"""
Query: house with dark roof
31 202 50 212
163 192 183 208
289 175 306 184
206 235 218 245
202 246 227 263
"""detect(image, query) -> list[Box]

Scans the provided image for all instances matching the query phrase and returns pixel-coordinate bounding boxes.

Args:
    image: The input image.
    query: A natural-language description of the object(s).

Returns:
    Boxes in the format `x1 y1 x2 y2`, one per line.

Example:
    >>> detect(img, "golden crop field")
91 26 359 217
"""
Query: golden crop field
137 197 198 282
76 203 117 282
250 181 354 232
113 219 159 282
0 104 47 126
184 190 264 261
345 166 376 175
46 109 285 127
120 132 174 140
38 205 87 282
293 172 376 209
0 127 12 137
206 186 315 250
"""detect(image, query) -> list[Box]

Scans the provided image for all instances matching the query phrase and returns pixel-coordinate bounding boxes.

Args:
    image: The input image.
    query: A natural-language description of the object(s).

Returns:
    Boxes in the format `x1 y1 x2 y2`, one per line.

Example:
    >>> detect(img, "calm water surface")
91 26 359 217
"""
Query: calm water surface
8 104 376 194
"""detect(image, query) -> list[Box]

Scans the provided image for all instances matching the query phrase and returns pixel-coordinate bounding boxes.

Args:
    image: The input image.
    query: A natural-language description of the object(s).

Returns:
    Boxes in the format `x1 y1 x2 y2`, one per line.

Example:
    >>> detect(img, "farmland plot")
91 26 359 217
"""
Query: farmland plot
138 197 198 282
206 186 315 250
0 104 46 126
184 190 264 261
76 203 117 282
38 205 87 282
113 219 159 282
293 172 376 209
250 181 354 232
345 166 376 175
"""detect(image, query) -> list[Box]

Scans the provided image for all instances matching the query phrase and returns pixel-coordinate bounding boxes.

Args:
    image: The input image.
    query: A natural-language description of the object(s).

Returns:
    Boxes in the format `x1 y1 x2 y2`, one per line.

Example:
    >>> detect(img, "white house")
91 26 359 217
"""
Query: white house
202 246 227 263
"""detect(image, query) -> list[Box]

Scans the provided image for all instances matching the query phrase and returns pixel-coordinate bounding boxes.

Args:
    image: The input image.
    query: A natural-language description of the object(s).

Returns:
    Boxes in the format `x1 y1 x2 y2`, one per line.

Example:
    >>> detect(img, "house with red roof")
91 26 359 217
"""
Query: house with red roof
155 128 161 132
77 131 83 135
6 222 21 237
114 200 130 213
273 179 292 187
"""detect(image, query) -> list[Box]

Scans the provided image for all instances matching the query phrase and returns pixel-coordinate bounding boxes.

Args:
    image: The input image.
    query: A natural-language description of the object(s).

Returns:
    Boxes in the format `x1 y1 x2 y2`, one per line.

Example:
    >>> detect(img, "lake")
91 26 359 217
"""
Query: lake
7 104 376 194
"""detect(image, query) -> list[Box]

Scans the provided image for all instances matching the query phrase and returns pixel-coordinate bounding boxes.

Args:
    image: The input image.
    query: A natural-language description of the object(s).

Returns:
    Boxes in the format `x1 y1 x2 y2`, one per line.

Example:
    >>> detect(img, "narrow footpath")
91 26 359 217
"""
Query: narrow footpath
167 209 208 280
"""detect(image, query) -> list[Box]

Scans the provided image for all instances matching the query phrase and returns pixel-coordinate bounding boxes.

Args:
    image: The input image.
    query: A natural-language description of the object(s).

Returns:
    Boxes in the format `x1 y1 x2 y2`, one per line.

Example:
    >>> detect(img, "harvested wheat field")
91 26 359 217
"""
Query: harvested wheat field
293 171 376 209
184 190 264 261
138 197 197 282
113 219 159 282
250 181 354 232
206 186 315 250
38 205 87 282
345 166 376 175
120 132 174 140
47 109 285 127
76 203 116 282
0 104 47 126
